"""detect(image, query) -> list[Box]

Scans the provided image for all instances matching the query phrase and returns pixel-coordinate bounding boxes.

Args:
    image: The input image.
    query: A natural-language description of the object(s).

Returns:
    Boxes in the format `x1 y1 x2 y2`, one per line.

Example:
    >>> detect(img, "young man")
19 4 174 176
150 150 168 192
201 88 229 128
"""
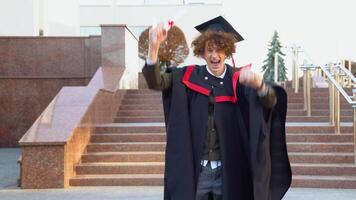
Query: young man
142 16 291 200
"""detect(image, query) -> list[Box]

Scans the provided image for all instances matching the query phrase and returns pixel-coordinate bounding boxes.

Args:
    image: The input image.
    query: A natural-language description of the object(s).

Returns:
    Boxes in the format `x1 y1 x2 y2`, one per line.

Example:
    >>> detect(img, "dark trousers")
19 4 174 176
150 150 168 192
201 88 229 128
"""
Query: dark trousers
195 162 223 200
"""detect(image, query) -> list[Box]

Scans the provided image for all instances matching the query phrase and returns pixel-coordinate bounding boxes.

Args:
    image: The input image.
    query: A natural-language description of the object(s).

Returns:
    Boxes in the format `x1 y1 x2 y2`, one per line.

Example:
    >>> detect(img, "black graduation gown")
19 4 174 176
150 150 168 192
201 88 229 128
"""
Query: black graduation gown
161 64 291 200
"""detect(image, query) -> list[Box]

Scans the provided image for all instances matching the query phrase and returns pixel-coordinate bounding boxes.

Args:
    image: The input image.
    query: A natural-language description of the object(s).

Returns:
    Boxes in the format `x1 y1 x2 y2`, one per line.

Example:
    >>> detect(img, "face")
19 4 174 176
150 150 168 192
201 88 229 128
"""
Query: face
203 42 227 76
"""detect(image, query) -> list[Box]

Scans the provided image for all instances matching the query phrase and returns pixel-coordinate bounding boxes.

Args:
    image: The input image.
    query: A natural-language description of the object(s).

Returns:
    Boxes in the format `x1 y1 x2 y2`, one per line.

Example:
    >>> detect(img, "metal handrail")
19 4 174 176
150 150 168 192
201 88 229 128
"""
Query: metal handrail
301 62 356 164
299 64 316 116
338 62 356 84
301 63 356 105
289 45 303 93
320 64 356 104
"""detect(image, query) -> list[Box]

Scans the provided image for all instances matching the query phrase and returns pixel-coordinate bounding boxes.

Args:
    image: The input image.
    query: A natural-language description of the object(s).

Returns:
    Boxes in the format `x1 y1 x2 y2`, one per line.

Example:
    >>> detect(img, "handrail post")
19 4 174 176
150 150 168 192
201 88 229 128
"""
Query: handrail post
348 60 352 87
329 64 335 126
334 67 341 134
322 66 326 79
295 60 299 94
316 67 322 76
354 105 356 164
302 66 312 116
292 49 296 90
303 69 307 111
306 69 312 116
340 60 347 88
353 89 356 164
291 46 300 93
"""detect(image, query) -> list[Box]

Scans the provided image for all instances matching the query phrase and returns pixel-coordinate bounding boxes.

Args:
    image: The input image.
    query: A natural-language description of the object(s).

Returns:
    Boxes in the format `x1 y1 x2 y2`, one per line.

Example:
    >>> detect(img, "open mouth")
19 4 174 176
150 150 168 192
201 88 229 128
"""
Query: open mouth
210 60 221 65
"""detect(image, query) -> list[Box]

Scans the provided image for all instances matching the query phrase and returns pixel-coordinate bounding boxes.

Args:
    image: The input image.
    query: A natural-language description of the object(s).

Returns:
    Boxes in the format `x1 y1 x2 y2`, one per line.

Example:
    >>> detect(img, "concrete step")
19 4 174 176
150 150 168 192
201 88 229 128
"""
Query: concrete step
288 97 348 104
121 96 350 104
94 126 165 134
71 174 356 188
94 125 353 134
119 104 164 110
287 92 330 98
113 116 354 124
287 109 352 116
288 152 354 164
118 103 353 113
286 133 353 143
76 162 164 175
287 116 352 122
288 103 352 110
81 152 165 163
87 142 352 153
287 142 353 153
82 152 353 164
86 142 166 153
292 163 356 176
125 90 161 95
114 116 164 123
117 110 164 117
285 88 352 93
122 98 162 104
292 175 356 189
91 133 351 143
77 162 356 176
287 93 348 98
286 90 326 95
70 174 163 186
119 102 353 110
90 133 166 143
125 88 353 95
124 94 162 99
120 101 352 108
286 126 353 134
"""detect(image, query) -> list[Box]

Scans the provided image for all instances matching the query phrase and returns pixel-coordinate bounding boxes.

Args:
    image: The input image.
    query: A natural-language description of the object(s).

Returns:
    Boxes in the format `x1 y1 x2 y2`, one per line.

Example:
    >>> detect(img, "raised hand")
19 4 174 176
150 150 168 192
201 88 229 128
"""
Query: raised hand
148 23 168 63
239 67 264 91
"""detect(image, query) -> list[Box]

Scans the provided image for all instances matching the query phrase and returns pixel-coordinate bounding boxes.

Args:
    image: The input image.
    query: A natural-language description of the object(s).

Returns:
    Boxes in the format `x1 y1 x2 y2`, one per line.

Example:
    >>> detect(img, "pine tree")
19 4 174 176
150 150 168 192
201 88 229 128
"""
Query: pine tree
261 30 287 82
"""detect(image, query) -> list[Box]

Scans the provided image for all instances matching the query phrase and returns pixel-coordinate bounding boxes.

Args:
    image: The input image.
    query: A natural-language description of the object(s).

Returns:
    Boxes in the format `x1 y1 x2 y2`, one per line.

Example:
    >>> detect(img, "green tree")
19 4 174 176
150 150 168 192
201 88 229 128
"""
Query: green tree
262 30 287 82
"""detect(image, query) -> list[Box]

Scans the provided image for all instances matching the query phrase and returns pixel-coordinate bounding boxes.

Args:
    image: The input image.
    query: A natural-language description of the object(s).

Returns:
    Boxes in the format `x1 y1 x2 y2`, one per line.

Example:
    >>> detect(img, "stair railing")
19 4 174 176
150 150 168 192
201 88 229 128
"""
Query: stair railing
289 45 303 93
342 59 354 88
301 62 356 163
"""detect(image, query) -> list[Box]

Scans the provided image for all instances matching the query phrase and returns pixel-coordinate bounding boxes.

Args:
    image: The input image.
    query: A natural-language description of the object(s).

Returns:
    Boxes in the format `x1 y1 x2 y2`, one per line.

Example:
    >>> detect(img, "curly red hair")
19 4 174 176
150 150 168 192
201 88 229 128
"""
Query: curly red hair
191 31 237 58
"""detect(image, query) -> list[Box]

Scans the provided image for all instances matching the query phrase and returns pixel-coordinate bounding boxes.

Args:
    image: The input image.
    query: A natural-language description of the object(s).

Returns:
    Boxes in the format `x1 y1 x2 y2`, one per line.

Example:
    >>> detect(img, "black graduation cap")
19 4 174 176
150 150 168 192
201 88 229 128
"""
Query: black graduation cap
194 16 244 42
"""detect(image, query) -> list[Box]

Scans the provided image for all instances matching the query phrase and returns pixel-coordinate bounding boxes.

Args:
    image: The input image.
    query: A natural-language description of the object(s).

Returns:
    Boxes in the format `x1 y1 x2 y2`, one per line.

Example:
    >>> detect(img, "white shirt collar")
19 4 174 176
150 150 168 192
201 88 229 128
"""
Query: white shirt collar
206 65 227 79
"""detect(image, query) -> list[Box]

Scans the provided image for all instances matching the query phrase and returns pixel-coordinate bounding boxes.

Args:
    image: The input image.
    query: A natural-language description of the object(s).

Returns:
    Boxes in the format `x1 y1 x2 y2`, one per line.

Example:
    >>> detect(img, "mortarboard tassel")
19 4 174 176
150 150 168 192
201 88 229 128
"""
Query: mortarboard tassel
231 56 236 68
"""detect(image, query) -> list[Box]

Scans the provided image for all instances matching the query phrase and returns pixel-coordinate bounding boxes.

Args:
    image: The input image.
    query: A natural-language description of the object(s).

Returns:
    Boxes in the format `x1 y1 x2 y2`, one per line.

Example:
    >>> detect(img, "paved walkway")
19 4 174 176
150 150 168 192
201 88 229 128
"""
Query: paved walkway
0 148 20 189
1 148 356 200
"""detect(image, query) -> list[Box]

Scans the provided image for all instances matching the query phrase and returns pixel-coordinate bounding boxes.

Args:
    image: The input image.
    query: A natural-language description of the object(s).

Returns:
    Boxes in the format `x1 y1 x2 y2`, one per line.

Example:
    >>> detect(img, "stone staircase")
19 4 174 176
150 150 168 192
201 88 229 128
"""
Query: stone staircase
70 89 165 186
70 84 356 188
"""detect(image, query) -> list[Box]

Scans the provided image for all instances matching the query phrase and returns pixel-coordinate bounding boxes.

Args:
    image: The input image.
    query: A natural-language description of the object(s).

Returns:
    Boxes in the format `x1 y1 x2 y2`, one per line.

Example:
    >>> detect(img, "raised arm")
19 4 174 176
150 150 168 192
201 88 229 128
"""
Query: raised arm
142 24 172 91
142 61 172 91
141 23 172 91
239 68 277 109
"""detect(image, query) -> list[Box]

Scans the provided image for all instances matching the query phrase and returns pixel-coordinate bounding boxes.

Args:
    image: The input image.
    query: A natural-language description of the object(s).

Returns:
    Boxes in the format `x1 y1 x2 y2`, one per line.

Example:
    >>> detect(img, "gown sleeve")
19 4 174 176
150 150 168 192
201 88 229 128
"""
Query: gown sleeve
142 61 172 91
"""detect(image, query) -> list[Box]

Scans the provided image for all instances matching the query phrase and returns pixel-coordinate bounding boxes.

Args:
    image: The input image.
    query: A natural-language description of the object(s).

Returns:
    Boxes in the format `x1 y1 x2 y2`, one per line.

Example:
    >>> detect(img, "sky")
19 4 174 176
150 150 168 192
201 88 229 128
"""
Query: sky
221 0 356 76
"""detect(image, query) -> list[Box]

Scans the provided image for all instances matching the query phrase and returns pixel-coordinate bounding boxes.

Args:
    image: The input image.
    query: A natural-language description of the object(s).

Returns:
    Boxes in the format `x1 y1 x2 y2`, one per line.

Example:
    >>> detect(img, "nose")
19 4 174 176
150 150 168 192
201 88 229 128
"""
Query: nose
210 50 218 58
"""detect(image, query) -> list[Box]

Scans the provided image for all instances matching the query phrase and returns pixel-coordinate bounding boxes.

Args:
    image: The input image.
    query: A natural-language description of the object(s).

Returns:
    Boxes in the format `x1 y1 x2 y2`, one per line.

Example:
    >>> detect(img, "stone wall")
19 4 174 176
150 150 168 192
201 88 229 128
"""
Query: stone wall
0 36 101 147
